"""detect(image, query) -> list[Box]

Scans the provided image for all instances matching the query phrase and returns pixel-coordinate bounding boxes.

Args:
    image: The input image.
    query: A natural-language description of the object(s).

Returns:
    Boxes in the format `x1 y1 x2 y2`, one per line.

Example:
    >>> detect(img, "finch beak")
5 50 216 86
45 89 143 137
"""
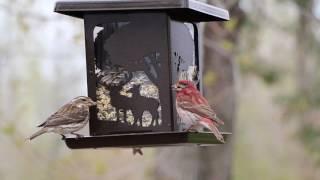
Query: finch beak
172 84 177 90
90 100 97 106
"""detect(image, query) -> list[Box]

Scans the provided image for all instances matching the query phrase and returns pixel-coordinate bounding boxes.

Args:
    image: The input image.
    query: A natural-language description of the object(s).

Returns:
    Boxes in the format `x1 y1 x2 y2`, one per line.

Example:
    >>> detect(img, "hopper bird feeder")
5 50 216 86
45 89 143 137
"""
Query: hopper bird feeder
54 0 230 149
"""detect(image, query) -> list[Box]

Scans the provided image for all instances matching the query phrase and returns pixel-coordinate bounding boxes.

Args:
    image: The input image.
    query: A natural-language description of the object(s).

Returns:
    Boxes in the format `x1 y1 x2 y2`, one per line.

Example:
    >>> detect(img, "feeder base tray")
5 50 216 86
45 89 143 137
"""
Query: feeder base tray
64 132 231 149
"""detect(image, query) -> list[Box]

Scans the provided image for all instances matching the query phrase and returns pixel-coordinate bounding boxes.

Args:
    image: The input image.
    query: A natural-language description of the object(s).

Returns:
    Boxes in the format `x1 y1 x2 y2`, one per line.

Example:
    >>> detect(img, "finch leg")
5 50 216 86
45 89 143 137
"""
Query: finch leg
186 125 198 133
188 129 198 133
71 133 84 138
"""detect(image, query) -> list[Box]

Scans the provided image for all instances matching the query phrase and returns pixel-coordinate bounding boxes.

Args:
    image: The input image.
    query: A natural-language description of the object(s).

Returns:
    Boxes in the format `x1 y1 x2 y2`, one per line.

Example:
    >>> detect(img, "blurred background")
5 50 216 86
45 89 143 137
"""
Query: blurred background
1 0 320 179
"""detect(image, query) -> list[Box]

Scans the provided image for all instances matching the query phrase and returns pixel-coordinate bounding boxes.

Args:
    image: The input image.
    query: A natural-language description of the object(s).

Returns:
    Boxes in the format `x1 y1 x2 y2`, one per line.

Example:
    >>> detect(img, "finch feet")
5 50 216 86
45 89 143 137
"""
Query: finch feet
187 129 198 133
186 126 198 133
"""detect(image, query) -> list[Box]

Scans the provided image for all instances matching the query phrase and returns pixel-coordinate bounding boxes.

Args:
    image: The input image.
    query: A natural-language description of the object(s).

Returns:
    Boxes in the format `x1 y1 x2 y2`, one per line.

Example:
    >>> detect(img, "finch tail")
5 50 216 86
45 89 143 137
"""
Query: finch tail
214 116 224 126
200 118 225 143
132 148 143 156
29 128 47 140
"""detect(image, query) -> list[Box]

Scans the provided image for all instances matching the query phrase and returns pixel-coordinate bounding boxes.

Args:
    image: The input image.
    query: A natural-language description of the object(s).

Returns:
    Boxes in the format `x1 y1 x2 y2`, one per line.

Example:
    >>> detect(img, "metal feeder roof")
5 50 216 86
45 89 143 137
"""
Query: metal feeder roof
54 0 229 22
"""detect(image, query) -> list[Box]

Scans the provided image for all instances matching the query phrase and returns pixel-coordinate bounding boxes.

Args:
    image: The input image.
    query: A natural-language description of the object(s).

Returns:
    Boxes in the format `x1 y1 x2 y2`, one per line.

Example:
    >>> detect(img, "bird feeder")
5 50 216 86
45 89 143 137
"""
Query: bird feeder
54 0 230 149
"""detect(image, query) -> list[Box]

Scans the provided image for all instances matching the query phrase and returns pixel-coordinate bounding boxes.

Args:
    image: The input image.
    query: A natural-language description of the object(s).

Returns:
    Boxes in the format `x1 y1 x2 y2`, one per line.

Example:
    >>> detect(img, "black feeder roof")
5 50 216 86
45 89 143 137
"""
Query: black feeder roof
54 0 230 22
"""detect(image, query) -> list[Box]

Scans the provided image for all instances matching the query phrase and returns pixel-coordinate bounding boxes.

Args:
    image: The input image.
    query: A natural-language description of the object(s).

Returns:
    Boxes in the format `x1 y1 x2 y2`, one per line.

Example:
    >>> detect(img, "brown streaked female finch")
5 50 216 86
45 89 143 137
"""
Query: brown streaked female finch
173 80 225 143
29 96 96 140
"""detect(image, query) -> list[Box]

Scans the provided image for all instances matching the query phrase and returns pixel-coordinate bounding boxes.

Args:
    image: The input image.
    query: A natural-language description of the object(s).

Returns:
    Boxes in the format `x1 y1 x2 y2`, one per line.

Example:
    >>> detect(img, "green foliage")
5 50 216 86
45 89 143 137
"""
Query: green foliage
277 93 310 115
1 122 16 136
203 71 217 87
239 55 282 85
225 19 239 32
279 83 320 116
294 0 312 8
298 125 320 165
278 83 320 165
278 0 312 8
262 70 280 85
299 125 320 148
222 40 234 51
94 161 108 175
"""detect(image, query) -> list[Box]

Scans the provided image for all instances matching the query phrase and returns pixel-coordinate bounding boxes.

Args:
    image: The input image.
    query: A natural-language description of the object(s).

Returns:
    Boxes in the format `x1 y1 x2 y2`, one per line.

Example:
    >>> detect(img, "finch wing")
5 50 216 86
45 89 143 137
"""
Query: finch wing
38 103 88 127
177 101 224 125
199 118 225 143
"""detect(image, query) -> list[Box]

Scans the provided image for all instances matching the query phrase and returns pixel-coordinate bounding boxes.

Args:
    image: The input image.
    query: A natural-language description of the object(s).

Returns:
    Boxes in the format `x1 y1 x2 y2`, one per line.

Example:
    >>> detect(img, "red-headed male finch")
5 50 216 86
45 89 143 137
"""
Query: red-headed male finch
172 80 225 143
29 96 96 140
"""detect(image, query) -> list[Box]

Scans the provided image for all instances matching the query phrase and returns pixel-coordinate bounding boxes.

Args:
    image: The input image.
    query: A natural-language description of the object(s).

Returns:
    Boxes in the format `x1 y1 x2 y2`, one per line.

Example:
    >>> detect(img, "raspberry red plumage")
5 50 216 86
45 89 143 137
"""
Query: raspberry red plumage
173 80 225 143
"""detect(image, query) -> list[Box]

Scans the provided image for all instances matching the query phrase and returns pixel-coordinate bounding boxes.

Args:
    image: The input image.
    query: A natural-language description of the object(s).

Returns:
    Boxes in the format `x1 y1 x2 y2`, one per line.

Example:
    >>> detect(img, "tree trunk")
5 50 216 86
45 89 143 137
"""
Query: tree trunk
197 1 244 179
155 1 245 180
295 0 314 95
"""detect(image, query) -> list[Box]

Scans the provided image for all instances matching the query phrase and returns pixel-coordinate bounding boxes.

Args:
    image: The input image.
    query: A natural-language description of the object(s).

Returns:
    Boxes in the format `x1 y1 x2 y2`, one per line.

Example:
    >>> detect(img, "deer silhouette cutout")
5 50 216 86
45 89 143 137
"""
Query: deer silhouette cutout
97 66 134 124
105 84 131 124
128 84 160 127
